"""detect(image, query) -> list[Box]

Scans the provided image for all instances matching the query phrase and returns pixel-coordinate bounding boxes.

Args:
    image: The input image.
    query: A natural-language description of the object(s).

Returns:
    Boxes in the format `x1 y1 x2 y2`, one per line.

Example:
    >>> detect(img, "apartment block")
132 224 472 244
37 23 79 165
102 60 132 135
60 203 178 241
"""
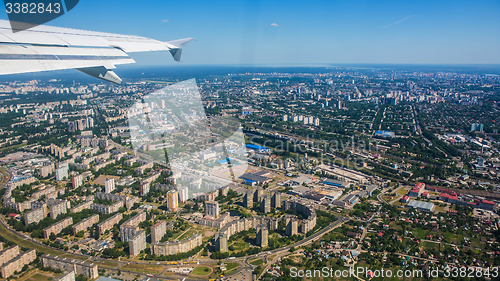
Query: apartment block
104 178 115 193
49 200 68 219
134 162 153 174
271 191 281 209
70 200 93 213
43 217 73 239
256 227 268 248
122 212 146 228
0 249 36 278
140 182 150 197
41 254 99 279
129 230 146 256
97 213 123 235
24 205 47 226
0 246 19 266
286 219 298 236
72 174 83 188
204 201 219 218
152 233 202 256
120 225 138 242
260 196 271 213
72 214 99 236
166 190 178 212
151 220 167 244
95 192 139 210
90 201 123 214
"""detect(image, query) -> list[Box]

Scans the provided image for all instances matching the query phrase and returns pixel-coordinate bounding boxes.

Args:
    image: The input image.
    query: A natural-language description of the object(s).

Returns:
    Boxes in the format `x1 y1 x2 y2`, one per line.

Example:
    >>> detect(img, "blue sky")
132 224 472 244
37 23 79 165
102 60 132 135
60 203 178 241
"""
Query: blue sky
1 0 499 65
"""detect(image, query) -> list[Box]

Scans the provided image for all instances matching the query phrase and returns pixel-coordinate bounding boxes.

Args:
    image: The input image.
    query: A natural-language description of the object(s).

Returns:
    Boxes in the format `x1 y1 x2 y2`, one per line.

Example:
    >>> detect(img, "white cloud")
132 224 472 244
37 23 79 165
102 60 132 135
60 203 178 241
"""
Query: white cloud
161 19 170 23
382 15 415 28
270 23 278 27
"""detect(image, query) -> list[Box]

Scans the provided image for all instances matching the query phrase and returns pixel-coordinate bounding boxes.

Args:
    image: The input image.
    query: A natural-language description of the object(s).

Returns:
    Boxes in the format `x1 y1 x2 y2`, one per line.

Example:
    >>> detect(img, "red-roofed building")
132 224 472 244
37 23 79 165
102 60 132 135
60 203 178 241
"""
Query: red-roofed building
421 192 429 198
409 188 421 197
440 193 450 201
415 182 425 189
8 213 20 219
479 200 496 210
400 195 410 203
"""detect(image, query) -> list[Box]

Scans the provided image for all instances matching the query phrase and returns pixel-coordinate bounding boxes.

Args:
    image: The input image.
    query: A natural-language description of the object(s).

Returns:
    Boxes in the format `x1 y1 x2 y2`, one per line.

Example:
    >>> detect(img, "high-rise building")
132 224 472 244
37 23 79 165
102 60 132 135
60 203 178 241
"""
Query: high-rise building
244 191 253 208
166 190 179 211
216 233 228 252
86 117 94 128
271 192 281 209
72 174 83 188
129 230 146 256
260 196 270 213
204 201 219 219
308 116 314 124
253 188 263 202
140 182 150 197
471 123 484 132
178 186 189 203
303 118 309 125
314 118 320 126
286 219 298 236
161 100 166 109
120 225 138 242
151 220 167 244
283 115 288 122
55 166 68 181
104 178 115 193
256 227 268 248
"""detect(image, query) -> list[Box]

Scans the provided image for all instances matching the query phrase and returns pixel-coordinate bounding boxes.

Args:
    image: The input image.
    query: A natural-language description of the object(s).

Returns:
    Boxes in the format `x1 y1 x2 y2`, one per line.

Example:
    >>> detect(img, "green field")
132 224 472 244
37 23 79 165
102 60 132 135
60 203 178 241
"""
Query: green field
250 258 264 266
230 241 248 251
191 266 212 276
397 188 409 196
223 262 239 274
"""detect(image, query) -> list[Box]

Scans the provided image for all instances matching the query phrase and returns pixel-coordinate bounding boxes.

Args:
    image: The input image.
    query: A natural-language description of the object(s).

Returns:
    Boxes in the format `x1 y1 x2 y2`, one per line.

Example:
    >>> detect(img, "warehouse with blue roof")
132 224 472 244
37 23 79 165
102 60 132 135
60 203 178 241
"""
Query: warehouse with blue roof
246 144 271 153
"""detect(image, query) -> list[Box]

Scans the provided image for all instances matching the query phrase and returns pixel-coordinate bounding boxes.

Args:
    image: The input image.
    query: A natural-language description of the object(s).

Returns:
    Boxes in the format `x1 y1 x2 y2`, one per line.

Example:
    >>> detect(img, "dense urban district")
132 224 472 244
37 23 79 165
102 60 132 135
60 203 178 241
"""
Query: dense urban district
0 66 499 281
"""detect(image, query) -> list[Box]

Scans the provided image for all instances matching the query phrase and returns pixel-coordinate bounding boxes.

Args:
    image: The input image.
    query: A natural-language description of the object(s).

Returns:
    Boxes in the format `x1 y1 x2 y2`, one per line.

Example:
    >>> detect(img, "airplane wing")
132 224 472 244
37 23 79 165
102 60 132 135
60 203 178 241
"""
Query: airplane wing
0 20 193 84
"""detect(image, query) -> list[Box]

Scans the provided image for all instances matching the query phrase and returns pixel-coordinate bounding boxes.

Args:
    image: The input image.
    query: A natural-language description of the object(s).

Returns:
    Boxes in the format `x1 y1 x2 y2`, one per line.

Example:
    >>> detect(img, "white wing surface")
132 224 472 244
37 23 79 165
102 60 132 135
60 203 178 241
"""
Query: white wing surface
0 20 193 83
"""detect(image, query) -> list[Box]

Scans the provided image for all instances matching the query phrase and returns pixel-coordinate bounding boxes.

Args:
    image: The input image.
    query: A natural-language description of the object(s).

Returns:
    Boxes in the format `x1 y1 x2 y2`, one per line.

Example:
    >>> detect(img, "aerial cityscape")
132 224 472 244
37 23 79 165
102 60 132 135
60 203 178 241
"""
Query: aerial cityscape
0 64 498 281
0 1 499 281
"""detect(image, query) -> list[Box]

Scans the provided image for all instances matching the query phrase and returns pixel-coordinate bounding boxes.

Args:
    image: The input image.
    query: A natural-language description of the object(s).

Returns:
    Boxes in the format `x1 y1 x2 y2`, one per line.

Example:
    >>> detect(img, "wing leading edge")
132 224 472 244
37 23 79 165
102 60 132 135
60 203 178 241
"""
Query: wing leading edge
0 20 193 84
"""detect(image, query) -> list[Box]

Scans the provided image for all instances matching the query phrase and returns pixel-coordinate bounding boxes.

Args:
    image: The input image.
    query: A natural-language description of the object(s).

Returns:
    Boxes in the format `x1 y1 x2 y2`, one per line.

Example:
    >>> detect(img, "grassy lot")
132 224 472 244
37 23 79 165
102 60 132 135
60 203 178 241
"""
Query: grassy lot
397 188 409 196
191 266 212 276
433 204 448 213
225 262 239 270
223 262 239 274
24 273 54 281
424 241 439 250
178 228 199 241
231 241 248 251
250 258 264 266
173 226 192 240
121 264 164 275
